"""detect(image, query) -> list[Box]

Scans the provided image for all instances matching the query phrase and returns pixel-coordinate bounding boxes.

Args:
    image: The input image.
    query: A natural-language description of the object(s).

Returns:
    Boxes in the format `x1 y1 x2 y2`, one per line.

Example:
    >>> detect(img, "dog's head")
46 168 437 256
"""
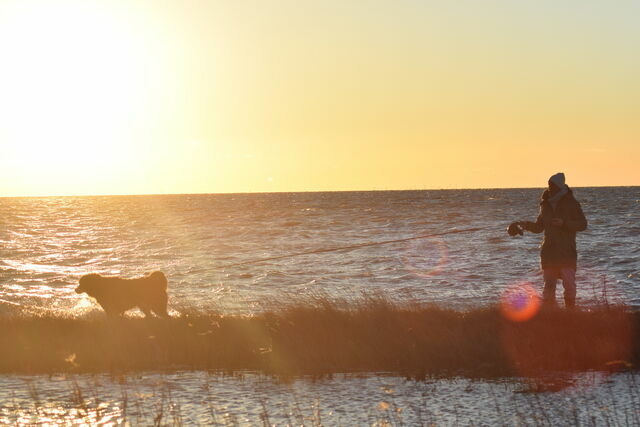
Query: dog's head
76 273 102 296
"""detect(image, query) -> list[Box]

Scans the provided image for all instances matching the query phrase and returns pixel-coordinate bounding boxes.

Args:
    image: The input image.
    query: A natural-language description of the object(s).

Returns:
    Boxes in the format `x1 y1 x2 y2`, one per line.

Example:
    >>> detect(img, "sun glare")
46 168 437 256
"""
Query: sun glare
0 0 158 194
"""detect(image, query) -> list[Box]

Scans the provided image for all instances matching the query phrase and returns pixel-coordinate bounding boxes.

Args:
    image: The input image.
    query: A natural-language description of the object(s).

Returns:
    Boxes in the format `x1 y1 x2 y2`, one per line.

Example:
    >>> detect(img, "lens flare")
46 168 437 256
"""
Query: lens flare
401 237 448 278
500 282 541 322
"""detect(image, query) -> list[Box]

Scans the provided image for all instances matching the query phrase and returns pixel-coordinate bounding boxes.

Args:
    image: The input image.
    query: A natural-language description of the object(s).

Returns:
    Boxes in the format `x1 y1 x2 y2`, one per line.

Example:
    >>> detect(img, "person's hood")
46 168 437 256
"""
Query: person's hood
548 172 566 189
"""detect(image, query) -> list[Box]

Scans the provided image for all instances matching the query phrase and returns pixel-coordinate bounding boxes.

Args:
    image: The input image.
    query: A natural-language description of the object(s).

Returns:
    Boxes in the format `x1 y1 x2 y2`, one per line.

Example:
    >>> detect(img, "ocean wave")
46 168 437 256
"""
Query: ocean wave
0 188 637 313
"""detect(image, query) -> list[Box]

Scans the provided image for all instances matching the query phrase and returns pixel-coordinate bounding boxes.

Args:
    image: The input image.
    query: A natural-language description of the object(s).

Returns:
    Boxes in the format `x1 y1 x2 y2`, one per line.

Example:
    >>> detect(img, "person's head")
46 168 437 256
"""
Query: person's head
548 172 565 194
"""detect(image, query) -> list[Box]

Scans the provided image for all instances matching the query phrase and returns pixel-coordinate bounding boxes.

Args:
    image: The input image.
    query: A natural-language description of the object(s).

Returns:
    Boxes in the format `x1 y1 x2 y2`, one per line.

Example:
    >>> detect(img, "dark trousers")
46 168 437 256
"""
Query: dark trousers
543 267 576 308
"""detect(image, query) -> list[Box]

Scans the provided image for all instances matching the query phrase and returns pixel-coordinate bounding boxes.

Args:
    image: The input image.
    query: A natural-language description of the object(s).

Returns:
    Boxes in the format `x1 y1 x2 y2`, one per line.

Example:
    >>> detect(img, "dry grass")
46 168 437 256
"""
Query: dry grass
0 297 637 376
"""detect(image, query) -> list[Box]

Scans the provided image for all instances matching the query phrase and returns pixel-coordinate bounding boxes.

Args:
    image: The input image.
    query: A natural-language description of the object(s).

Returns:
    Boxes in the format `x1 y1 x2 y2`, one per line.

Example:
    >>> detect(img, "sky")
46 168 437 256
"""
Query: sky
0 0 638 196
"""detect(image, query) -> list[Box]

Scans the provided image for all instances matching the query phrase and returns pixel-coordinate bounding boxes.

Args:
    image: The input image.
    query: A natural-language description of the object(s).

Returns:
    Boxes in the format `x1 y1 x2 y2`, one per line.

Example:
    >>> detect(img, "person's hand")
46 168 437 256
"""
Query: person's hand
551 218 564 227
507 221 524 236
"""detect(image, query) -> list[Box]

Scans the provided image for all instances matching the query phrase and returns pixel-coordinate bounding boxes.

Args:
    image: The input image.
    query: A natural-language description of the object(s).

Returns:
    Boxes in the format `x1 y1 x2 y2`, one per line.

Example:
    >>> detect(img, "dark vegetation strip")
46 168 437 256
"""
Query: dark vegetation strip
1 298 637 377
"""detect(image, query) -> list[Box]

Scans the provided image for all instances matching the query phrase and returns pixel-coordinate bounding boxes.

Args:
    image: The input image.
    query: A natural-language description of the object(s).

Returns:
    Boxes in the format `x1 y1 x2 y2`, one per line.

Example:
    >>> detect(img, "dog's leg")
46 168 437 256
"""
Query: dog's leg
152 306 170 318
152 293 170 318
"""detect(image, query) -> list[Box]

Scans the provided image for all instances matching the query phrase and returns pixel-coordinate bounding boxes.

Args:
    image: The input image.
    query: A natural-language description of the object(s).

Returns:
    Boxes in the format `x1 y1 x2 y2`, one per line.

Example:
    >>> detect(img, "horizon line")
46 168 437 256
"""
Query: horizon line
1 184 638 199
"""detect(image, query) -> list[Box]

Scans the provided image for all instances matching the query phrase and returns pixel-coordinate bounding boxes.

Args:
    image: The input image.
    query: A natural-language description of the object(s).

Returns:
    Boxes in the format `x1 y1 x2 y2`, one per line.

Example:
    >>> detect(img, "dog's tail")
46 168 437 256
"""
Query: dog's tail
148 271 168 290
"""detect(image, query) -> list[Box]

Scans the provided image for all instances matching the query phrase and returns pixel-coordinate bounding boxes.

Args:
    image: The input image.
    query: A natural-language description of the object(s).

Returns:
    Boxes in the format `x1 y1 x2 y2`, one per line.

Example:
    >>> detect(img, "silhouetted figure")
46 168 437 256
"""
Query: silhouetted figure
76 271 169 318
510 173 587 308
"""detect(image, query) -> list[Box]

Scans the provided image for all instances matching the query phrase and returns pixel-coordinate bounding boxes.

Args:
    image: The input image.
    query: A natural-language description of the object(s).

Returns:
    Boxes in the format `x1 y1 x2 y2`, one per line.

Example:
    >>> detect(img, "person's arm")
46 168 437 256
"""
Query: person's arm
519 211 544 234
564 200 587 232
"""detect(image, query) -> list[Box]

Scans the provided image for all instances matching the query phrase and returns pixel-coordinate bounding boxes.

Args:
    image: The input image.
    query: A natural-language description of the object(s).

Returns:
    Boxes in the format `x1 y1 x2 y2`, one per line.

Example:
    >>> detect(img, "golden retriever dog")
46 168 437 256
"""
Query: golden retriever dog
76 271 169 318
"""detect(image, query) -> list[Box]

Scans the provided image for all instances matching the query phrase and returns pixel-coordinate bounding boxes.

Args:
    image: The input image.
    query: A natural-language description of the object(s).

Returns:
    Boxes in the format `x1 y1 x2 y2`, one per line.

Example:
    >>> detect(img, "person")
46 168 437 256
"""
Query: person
511 173 587 308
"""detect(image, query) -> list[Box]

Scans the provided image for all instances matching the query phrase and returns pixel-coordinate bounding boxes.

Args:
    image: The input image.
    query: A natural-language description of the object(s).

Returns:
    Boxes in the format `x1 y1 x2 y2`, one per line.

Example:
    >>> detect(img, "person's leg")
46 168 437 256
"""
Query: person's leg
560 268 577 308
543 268 559 305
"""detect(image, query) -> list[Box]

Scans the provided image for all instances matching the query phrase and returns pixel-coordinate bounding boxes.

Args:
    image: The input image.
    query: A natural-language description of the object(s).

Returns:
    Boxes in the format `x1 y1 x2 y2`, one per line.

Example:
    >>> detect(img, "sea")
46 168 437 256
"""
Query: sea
0 187 639 425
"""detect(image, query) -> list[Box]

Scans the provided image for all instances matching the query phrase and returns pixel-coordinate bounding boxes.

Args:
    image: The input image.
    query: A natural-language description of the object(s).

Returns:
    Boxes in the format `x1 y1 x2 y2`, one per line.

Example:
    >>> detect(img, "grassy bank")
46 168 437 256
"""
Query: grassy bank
0 298 637 376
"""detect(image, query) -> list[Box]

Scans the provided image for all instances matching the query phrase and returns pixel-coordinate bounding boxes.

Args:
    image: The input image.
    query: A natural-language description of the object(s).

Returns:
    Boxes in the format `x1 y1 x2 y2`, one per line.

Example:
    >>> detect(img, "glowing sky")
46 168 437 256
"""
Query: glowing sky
1 0 638 196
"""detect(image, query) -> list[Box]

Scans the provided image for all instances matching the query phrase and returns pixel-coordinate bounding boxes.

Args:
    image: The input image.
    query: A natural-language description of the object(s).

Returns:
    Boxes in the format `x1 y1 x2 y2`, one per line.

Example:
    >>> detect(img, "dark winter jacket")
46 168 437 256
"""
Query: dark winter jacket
522 188 587 269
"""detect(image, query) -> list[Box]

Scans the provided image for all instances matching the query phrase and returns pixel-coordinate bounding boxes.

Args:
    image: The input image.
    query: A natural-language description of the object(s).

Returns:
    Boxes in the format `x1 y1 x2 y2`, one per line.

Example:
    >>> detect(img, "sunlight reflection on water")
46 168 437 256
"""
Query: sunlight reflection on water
0 371 638 426
1 188 638 315
0 190 638 424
